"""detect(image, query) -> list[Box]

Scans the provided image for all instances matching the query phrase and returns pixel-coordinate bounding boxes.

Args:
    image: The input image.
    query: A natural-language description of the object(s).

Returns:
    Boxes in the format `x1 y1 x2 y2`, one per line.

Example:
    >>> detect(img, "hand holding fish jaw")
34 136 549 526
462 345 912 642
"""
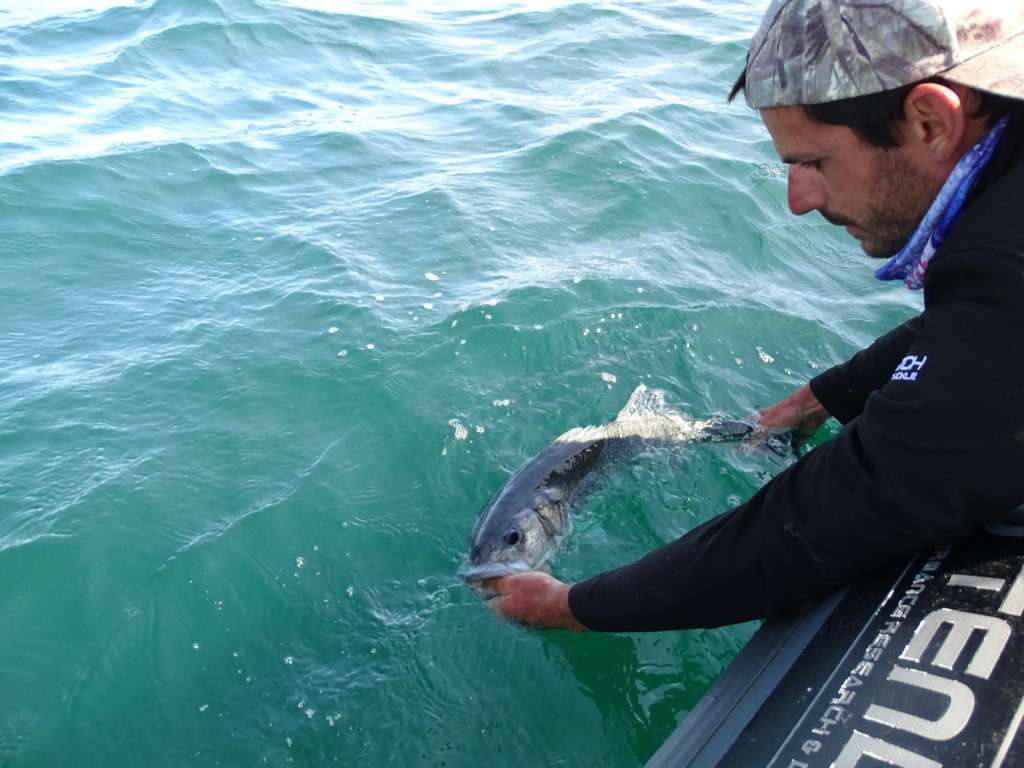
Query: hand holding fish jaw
482 572 588 632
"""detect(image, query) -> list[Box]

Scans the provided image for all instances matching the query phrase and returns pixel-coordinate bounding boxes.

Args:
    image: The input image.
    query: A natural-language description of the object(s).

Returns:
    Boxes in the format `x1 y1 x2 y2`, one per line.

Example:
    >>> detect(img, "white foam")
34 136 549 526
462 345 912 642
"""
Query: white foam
449 419 468 440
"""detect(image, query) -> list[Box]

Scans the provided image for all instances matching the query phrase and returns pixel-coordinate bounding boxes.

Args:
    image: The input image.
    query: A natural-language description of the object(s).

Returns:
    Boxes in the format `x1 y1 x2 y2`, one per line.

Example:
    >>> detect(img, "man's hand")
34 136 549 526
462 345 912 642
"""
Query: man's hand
482 571 588 632
759 383 829 434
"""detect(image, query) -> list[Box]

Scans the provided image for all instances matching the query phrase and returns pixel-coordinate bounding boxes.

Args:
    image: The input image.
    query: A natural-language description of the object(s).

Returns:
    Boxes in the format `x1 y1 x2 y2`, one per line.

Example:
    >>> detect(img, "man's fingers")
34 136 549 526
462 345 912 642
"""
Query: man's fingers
485 594 505 616
479 576 522 620
479 576 507 595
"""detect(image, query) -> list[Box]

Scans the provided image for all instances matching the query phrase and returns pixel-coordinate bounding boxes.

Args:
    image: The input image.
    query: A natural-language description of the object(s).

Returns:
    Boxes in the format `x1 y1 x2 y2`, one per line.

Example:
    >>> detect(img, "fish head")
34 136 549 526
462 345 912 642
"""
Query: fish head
459 488 566 584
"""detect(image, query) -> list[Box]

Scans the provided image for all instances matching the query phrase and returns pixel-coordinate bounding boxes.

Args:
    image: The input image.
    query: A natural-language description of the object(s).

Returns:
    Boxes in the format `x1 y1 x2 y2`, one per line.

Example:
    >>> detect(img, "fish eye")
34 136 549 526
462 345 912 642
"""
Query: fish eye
504 529 521 546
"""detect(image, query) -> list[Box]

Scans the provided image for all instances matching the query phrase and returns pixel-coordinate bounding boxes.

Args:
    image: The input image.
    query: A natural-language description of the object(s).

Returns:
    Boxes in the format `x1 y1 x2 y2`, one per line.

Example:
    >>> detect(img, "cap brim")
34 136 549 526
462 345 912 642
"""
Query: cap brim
942 30 1024 101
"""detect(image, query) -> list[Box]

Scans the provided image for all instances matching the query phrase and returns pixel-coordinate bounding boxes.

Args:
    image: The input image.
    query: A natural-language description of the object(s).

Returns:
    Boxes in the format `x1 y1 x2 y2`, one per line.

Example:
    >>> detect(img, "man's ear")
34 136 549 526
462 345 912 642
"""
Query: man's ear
900 82 966 162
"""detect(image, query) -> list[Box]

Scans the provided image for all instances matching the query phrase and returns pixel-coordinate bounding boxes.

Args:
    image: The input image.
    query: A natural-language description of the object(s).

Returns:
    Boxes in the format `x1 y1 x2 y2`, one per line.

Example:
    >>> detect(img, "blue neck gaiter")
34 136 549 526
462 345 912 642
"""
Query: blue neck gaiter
875 116 1008 290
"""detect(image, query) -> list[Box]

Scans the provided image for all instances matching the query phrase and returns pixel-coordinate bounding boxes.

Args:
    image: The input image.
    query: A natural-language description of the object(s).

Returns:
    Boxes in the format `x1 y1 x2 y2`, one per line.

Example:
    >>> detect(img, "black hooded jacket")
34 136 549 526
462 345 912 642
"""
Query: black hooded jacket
568 116 1024 632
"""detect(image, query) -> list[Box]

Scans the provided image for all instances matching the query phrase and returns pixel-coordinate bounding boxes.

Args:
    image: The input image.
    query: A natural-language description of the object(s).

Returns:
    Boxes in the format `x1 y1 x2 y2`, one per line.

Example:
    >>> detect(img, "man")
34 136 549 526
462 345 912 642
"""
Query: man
487 0 1024 633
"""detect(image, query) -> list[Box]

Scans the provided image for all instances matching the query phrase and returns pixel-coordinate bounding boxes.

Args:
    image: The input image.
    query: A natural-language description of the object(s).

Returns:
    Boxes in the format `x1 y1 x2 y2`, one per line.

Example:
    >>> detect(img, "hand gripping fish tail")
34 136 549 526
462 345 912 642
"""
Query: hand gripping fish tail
458 384 796 593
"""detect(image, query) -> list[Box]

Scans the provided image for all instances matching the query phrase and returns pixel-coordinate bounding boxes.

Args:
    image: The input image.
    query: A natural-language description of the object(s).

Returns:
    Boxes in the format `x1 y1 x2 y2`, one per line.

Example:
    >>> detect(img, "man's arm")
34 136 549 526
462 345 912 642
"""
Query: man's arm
567 409 1019 631
802 315 922 424
757 317 921 434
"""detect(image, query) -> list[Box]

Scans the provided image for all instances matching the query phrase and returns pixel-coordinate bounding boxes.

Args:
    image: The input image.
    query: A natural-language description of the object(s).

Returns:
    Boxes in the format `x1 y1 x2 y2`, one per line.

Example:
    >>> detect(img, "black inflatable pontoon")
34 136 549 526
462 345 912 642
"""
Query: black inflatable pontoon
648 511 1024 768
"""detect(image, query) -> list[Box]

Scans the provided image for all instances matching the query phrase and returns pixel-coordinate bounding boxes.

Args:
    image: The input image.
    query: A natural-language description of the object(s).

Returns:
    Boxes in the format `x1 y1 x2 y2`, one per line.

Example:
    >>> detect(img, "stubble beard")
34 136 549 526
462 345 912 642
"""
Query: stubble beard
857 149 939 259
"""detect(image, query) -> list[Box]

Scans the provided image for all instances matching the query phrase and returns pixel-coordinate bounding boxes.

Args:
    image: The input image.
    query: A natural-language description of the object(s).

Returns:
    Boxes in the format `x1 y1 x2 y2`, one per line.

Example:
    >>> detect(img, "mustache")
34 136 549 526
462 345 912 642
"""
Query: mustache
820 209 855 227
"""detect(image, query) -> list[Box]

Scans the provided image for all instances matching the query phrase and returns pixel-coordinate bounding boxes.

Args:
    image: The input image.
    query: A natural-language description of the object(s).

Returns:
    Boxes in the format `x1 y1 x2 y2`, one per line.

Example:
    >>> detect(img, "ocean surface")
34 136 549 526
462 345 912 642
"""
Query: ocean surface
0 1 921 765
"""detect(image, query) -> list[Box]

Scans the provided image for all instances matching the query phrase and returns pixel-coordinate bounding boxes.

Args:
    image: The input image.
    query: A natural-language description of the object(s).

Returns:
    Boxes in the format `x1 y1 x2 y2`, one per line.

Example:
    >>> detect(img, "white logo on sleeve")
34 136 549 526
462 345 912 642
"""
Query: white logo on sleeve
891 354 928 382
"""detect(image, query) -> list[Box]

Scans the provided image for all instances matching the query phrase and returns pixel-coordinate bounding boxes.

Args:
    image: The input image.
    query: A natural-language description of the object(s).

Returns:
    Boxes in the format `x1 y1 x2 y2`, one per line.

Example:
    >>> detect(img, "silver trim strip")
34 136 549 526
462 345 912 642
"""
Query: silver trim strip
990 695 1024 768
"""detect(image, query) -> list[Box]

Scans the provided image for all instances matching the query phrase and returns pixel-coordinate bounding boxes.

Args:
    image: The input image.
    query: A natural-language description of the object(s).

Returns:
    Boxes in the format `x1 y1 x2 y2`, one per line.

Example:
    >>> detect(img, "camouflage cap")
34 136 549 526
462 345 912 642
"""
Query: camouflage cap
744 0 1024 108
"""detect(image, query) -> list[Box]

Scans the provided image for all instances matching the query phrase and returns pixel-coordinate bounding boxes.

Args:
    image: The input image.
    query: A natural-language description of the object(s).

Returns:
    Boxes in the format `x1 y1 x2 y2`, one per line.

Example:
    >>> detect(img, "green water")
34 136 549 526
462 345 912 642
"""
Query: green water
0 1 920 765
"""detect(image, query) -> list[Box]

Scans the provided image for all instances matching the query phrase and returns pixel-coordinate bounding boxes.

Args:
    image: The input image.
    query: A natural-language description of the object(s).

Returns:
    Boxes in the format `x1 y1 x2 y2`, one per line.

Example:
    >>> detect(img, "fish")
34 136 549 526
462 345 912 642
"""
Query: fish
459 385 793 588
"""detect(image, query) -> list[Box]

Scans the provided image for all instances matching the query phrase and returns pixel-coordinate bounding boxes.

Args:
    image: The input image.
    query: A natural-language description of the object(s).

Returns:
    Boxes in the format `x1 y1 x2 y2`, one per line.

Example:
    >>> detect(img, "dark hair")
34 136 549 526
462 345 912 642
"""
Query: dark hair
728 67 1023 149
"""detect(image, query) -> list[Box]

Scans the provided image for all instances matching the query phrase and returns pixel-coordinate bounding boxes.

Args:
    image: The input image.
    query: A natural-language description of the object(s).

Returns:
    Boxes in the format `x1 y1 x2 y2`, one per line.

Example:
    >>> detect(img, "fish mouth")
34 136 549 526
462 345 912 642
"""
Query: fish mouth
457 560 531 583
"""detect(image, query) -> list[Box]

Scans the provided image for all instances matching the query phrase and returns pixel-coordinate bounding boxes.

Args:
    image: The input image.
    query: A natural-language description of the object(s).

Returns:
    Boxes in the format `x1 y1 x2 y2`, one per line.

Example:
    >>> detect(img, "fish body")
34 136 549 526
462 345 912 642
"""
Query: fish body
459 385 778 585
461 430 612 583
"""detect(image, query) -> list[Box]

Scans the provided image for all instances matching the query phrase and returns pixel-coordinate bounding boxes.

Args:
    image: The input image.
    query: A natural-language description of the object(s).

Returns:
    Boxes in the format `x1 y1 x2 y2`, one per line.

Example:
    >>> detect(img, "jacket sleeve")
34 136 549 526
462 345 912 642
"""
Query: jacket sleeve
568 301 1024 633
809 315 922 424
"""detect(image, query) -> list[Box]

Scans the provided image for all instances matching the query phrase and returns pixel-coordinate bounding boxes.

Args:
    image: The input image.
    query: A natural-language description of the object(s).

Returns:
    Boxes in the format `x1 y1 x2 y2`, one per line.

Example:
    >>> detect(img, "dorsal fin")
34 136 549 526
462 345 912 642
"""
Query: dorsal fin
613 384 668 421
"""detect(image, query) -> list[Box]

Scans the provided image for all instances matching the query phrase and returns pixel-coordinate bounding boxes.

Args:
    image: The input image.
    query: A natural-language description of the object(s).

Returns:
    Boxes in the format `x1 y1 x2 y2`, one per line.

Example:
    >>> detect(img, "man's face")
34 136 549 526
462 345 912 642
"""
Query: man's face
760 106 938 258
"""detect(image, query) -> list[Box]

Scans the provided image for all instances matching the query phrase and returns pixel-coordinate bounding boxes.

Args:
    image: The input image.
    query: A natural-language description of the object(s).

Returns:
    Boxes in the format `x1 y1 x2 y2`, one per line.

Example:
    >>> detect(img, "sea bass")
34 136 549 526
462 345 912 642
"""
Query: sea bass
459 385 791 585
